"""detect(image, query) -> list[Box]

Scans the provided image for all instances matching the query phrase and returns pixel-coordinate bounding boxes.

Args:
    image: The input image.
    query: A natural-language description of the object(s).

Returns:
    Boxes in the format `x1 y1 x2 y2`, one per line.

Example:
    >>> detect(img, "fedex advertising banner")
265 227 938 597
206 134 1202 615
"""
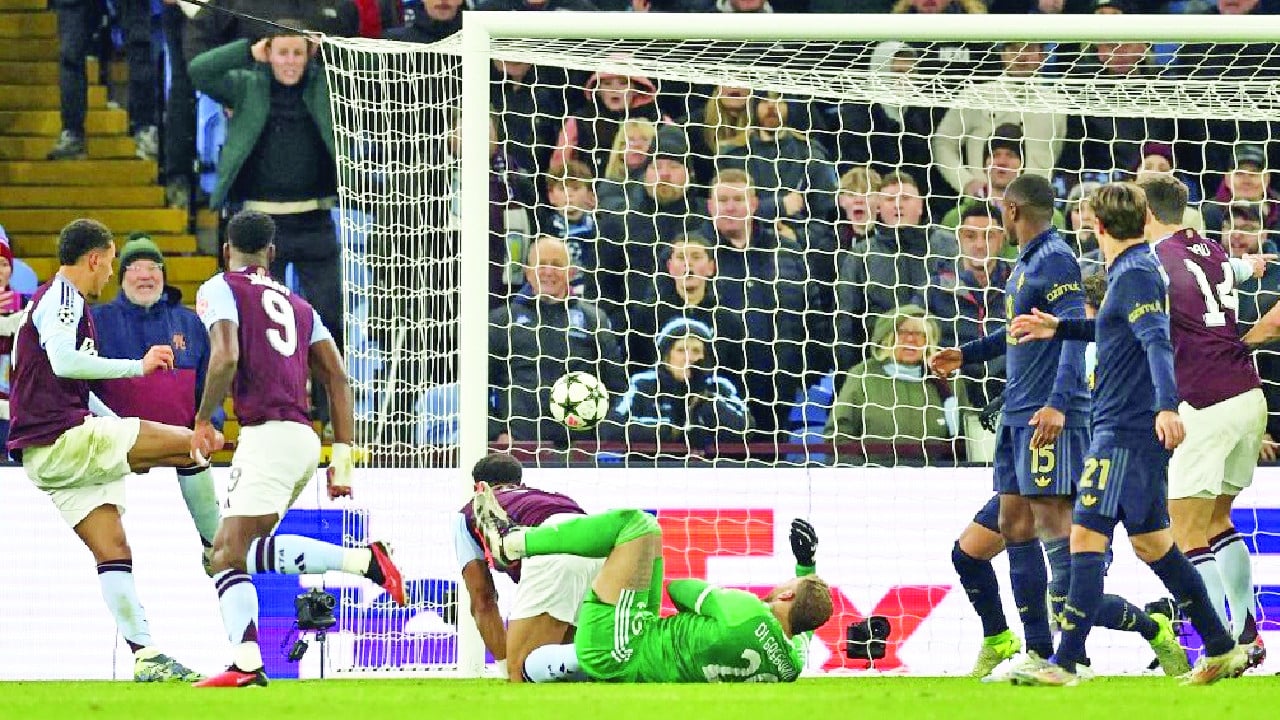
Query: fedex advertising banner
1 466 1276 680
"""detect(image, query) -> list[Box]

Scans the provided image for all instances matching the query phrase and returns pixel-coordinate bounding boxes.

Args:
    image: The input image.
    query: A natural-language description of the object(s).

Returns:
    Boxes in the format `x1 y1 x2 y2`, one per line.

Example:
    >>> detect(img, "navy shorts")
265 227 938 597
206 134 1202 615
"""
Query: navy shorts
993 424 1088 497
972 494 1001 533
1073 431 1172 537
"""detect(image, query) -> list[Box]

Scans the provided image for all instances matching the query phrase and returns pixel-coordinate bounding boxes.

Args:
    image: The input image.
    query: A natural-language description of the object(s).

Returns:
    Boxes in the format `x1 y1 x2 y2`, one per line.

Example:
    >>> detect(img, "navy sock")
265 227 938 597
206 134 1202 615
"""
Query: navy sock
1044 536 1072 622
1094 594 1160 641
951 542 1008 638
1006 538 1052 657
1052 551 1107 673
1148 547 1235 657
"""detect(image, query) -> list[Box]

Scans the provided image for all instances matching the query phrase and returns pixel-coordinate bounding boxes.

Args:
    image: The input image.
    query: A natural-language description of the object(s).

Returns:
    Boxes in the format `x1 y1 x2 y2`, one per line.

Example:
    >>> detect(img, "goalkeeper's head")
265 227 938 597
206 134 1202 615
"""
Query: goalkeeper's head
764 574 834 637
224 210 276 269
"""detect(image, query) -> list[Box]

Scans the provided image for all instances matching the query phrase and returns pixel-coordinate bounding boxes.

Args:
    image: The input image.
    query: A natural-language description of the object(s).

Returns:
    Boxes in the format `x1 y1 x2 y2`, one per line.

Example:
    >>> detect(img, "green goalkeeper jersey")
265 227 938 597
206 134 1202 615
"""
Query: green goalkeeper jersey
626 579 804 683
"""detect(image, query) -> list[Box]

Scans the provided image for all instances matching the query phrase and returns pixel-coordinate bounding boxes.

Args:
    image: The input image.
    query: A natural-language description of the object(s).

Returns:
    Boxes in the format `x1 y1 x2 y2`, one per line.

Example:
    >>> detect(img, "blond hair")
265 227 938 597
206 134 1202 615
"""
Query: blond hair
872 310 940 363
712 167 755 192
840 166 883 196
790 575 834 635
546 159 595 191
603 118 657 183
701 86 752 158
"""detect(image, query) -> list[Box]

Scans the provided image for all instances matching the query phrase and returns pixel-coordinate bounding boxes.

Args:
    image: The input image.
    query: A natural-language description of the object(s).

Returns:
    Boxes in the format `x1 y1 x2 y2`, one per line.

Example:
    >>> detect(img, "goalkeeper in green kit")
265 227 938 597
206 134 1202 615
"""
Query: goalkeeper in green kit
471 482 834 683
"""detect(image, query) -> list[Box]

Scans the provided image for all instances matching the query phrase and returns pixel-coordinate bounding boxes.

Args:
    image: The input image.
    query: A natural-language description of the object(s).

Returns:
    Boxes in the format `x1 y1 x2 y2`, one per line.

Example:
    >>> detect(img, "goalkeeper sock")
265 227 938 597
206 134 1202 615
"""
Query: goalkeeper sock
247 535 370 576
1006 539 1052 658
1210 529 1254 639
97 560 153 653
522 509 660 559
1149 546 1234 656
1186 546 1229 628
950 542 1008 638
522 643 588 683
213 569 263 672
1044 536 1072 623
1094 594 1159 641
176 466 220 548
1051 551 1106 674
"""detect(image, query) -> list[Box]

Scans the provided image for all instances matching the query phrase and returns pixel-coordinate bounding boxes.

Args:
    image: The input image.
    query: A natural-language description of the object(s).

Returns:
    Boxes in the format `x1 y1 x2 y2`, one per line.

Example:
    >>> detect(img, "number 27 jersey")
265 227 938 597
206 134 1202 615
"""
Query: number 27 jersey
196 266 332 427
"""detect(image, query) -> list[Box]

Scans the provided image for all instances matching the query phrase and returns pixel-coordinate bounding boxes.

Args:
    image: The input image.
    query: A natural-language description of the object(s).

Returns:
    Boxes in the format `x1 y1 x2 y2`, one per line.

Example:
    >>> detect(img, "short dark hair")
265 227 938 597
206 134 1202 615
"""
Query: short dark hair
58 218 114 265
227 210 276 254
1091 182 1148 242
1083 272 1107 310
471 452 523 485
958 200 1001 225
1005 174 1056 223
1137 174 1188 225
268 18 310 39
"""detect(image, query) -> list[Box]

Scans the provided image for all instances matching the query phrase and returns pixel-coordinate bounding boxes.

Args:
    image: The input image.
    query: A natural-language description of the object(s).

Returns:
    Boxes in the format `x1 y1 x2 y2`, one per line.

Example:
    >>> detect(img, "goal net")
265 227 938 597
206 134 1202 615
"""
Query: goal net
321 14 1280 678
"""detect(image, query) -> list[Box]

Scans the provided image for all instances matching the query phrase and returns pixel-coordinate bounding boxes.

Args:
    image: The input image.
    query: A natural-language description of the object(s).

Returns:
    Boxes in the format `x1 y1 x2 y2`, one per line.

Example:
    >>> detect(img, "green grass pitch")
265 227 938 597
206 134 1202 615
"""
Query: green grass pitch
1 677 1274 720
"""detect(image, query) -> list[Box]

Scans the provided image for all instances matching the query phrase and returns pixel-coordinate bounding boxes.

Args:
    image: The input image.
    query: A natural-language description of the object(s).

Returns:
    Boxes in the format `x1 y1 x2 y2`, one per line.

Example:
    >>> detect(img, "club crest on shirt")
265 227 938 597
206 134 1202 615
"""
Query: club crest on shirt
172 333 186 351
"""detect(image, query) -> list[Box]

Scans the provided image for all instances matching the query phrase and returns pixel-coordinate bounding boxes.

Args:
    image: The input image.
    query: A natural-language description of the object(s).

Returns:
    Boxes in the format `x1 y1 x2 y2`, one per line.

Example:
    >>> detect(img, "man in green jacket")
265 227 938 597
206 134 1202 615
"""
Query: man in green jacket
190 29 343 421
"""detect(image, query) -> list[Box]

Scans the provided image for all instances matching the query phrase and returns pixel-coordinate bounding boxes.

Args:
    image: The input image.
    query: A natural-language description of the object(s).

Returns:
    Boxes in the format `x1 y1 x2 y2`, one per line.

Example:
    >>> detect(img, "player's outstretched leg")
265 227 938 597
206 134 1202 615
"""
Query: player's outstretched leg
245 535 404 605
74 505 203 683
523 643 591 683
1093 593 1188 676
1210 504 1266 673
952 501 1020 678
176 465 220 575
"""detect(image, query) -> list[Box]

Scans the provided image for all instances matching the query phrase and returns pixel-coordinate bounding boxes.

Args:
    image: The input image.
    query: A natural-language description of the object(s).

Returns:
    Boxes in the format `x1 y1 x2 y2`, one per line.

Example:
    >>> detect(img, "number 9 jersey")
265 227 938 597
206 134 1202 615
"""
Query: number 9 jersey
195 266 332 427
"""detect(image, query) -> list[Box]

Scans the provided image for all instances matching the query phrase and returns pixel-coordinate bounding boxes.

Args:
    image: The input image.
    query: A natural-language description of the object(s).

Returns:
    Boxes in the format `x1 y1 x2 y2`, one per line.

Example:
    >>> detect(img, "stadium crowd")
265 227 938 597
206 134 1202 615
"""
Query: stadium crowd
22 0 1280 464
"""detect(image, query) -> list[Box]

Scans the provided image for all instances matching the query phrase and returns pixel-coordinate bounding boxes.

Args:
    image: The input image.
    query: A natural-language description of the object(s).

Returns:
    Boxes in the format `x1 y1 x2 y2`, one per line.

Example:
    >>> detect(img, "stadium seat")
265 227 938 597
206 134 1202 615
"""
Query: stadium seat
785 372 837 463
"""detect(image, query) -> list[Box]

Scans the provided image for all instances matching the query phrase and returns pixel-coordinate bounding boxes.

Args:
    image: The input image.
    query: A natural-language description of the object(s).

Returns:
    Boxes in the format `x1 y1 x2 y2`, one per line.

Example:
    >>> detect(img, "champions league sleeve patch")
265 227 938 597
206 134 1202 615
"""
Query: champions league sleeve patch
56 302 77 327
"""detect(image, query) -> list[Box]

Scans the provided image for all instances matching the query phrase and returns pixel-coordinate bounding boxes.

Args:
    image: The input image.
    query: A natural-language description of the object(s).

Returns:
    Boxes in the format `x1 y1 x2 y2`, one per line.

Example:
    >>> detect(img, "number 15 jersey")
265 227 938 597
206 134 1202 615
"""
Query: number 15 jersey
1153 229 1260 410
195 266 332 428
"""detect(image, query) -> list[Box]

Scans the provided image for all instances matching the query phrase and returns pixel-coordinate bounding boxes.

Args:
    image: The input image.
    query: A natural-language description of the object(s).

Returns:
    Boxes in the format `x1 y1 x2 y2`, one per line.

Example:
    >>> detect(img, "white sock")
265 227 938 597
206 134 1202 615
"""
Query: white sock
97 560 153 652
523 643 587 683
247 535 363 575
213 569 263 671
1189 550 1230 628
176 466 220 548
1213 531 1255 639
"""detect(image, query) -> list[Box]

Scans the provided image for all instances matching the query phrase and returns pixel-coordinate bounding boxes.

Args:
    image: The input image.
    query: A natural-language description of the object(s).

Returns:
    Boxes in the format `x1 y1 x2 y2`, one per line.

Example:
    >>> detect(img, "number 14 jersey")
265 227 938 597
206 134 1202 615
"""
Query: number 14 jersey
196 266 332 427
1153 229 1261 410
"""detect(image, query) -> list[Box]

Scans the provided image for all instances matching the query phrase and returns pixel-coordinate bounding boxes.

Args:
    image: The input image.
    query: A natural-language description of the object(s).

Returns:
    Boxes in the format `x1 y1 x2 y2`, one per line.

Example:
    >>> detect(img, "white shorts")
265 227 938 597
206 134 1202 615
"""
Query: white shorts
1169 388 1267 500
22 416 141 528
225 421 320 518
510 514 605 624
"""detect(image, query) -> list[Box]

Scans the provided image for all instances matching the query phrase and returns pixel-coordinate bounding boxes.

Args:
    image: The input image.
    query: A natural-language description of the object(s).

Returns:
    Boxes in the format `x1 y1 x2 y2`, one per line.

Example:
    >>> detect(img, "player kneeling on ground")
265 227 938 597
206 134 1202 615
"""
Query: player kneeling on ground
456 452 603 681
473 482 832 683
191 211 405 688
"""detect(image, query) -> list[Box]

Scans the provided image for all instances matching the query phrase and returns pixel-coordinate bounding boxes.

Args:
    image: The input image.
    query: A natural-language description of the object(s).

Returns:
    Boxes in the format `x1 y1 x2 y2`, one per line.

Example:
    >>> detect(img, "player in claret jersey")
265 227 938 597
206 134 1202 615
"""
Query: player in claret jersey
191 211 405 688
471 481 832 684
9 219 213 683
1140 174 1272 671
1008 182 1247 686
455 452 602 681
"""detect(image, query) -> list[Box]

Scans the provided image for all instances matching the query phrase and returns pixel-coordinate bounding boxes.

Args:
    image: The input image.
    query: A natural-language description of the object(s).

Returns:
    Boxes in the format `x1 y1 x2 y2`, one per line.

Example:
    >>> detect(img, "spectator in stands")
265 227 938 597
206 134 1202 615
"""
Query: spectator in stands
597 118 656 207
1131 141 1207 231
183 0 359 62
89 234 221 572
480 113 538 302
915 202 1010 407
825 304 967 465
491 59 567 182
704 169 822 436
48 0 159 161
714 91 840 258
628 0 716 10
384 0 461 42
596 124 704 306
1224 204 1280 459
190 28 344 420
602 318 752 452
940 124 1025 217
162 0 200 208
933 43 1067 199
893 0 997 81
0 240 27 450
1202 144 1280 235
552 67 667 181
836 172 942 369
834 42 946 219
625 233 748 387
538 160 601 301
477 0 598 10
1066 180 1103 270
488 236 625 445
1067 40 1177 177
686 85 751 188
836 166 882 252
716 0 772 10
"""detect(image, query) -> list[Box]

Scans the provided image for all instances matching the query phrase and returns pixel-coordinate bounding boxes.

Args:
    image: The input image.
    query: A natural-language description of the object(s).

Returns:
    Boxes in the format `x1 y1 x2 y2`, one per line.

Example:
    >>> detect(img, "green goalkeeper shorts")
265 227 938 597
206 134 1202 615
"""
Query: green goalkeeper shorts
574 588 655 681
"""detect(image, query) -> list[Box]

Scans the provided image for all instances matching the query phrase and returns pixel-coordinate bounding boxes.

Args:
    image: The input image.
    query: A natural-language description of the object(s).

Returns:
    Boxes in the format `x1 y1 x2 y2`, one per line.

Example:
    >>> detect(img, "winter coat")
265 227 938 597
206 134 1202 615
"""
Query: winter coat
602 366 751 449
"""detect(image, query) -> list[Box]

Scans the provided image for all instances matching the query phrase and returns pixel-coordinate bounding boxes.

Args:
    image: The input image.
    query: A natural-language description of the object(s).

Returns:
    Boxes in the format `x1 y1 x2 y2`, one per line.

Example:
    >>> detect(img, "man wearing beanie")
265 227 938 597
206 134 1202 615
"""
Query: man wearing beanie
90 233 222 574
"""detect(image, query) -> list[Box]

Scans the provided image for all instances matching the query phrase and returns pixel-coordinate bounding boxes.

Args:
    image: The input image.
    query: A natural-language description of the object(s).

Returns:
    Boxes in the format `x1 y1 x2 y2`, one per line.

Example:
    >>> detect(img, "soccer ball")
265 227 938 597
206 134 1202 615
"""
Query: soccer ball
548 371 610 431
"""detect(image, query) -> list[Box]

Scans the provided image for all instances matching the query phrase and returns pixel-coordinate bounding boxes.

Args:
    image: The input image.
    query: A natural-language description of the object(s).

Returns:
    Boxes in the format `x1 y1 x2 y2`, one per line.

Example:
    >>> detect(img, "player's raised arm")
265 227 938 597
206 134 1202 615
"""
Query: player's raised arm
193 275 239 463
1242 296 1280 347
34 288 160 380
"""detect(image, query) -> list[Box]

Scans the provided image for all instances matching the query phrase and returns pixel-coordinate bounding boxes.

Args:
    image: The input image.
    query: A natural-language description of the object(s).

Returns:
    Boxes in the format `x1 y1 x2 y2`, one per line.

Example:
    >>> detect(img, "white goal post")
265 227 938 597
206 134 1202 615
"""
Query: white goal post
320 13 1280 678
